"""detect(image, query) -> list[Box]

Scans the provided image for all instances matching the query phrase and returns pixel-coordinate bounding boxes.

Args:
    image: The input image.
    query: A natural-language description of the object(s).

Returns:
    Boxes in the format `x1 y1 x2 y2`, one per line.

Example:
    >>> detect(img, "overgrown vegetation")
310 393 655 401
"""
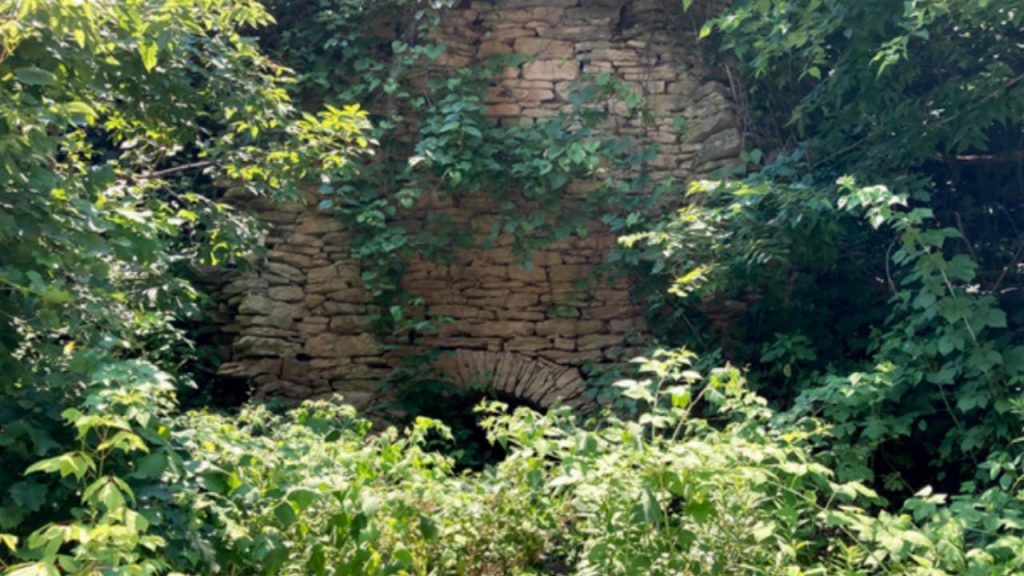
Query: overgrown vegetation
1 0 1023 574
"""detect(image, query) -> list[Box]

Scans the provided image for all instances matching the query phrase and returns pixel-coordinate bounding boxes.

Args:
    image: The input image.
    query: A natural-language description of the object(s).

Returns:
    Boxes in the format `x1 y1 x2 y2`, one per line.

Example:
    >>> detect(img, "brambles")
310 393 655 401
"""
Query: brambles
1 0 1023 574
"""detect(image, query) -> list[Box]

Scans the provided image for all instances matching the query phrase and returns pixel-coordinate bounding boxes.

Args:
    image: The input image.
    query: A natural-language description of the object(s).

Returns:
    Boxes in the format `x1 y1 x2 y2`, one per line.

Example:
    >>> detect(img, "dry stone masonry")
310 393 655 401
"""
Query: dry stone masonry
209 0 741 409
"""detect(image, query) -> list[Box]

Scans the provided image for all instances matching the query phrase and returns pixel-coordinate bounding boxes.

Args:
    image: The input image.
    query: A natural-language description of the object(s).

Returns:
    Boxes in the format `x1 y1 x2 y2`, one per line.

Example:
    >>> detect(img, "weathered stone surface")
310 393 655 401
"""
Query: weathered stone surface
265 262 305 283
585 305 633 320
329 315 373 334
237 295 275 316
269 286 304 302
206 0 738 409
308 265 338 284
504 337 550 352
536 319 603 336
464 321 535 338
514 37 574 58
233 336 300 358
577 334 624 351
304 333 338 357
217 359 281 378
525 60 577 82
267 250 313 269
336 334 378 357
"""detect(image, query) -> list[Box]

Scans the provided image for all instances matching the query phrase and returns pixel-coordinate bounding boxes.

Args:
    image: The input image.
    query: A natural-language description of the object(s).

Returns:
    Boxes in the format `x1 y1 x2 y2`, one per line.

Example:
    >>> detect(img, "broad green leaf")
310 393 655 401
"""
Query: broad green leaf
4 562 59 576
14 67 55 86
139 41 158 71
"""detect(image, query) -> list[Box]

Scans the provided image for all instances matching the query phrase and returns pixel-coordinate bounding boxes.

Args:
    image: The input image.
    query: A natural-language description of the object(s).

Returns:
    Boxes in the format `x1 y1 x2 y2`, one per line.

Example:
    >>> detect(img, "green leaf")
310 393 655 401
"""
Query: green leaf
9 481 47 513
139 41 158 71
418 515 438 541
63 101 97 124
307 543 327 574
287 488 318 512
633 489 662 525
130 451 168 480
25 452 95 481
685 497 716 523
273 501 297 525
14 67 56 86
4 562 59 576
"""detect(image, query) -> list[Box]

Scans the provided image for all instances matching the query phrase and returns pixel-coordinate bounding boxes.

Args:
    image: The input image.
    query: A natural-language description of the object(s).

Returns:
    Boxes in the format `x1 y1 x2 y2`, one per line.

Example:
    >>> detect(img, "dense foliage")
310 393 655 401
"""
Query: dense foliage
1 0 1023 574
0 0 367 572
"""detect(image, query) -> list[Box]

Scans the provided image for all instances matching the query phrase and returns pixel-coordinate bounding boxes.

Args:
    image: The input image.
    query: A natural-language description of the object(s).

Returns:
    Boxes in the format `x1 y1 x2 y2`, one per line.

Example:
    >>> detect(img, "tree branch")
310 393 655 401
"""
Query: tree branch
139 160 215 179
947 150 1024 165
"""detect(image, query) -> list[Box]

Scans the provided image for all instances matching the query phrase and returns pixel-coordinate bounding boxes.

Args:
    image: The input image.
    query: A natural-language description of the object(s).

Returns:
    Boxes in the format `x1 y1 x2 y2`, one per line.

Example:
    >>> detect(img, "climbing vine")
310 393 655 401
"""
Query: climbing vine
261 0 665 355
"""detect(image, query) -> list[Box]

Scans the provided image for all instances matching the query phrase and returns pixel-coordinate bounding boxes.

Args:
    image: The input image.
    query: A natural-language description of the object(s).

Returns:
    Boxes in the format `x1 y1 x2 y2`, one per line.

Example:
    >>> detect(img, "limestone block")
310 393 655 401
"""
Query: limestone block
496 310 546 321
429 337 498 350
267 250 313 269
268 286 304 302
316 300 366 315
308 265 338 284
508 266 547 282
480 40 513 56
532 251 563 265
265 262 305 283
554 338 575 350
282 357 312 381
513 37 574 59
217 359 281 378
258 210 299 224
699 127 742 162
610 318 645 332
486 103 522 117
329 315 374 334
538 349 603 364
577 334 624 351
327 289 374 304
464 321 535 338
289 233 323 247
233 336 300 358
549 264 591 283
239 295 287 316
304 333 338 357
245 326 299 339
503 337 550 352
430 304 489 319
336 334 379 357
522 60 578 81
295 216 344 235
264 273 295 287
536 319 603 336
305 294 326 308
222 277 267 296
585 305 634 320
487 27 532 42
275 243 321 256
667 78 699 95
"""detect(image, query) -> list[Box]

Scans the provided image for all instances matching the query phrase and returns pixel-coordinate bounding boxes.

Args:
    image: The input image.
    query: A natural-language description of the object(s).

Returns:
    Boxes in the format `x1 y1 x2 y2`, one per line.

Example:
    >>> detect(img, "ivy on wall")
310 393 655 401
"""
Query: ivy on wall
260 0 668 362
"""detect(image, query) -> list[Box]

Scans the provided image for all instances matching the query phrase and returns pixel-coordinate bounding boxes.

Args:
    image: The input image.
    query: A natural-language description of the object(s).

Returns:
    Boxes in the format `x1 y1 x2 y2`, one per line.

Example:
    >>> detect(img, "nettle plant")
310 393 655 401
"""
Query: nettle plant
627 172 1024 572
0 0 368 572
4 362 178 576
799 179 1024 487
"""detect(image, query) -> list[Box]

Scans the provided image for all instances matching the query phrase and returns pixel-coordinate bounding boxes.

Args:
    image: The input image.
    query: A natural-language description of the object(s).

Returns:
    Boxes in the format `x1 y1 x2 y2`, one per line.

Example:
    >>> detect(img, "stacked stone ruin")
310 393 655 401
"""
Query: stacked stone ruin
207 0 741 409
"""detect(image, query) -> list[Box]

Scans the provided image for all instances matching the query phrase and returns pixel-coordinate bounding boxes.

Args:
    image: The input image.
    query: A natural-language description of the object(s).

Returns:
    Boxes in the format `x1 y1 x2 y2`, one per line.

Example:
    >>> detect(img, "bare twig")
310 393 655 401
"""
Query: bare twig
954 211 980 264
992 237 1024 295
139 160 215 179
946 150 1024 165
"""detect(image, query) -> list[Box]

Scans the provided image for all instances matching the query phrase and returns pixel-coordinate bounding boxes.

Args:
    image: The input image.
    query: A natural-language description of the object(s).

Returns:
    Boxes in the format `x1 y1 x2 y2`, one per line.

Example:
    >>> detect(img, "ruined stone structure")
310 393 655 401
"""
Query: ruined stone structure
208 0 741 409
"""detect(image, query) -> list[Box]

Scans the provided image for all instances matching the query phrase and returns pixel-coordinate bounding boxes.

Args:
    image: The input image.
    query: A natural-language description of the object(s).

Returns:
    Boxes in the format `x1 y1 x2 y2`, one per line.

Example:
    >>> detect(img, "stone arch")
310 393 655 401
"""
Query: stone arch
435 350 590 409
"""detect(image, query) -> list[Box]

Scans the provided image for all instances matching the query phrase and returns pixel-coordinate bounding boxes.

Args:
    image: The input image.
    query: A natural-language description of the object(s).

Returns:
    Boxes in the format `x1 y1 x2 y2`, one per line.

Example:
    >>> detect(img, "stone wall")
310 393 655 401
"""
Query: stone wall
208 0 741 410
